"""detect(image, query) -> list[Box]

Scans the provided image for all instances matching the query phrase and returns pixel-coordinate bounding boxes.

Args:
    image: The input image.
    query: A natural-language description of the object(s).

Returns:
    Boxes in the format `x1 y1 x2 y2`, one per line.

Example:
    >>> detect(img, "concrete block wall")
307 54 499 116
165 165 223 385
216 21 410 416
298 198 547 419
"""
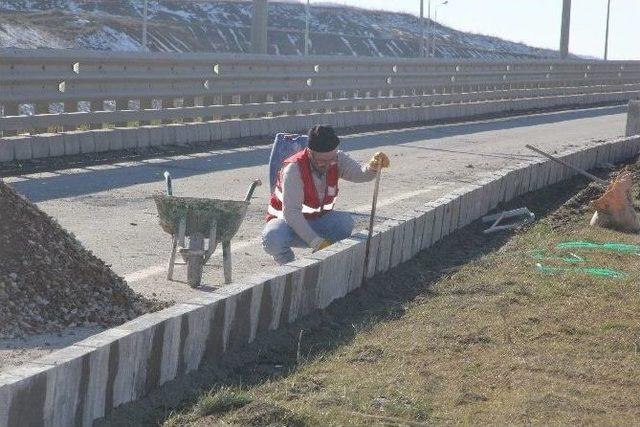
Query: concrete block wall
627 100 640 137
2 135 639 426
2 94 639 164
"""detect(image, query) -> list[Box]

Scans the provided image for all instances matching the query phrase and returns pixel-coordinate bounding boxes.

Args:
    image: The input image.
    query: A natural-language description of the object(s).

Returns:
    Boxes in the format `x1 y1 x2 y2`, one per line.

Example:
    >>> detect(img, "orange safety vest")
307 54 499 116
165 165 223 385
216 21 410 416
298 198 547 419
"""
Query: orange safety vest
267 148 339 222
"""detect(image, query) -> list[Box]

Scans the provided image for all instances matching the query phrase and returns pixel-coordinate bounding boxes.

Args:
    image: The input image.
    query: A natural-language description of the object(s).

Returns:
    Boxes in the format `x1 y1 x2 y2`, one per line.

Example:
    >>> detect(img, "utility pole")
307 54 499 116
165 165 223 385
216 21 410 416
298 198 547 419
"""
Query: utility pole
604 0 611 60
431 1 447 58
142 0 148 51
426 0 431 57
419 0 425 57
251 0 268 54
304 0 310 55
559 0 571 59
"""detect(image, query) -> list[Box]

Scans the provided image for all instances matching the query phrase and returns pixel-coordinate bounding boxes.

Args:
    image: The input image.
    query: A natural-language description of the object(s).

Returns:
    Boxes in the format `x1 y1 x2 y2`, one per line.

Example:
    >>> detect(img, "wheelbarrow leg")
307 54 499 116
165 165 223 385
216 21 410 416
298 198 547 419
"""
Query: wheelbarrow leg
222 240 232 284
187 232 205 288
167 216 186 281
178 219 186 248
203 221 217 264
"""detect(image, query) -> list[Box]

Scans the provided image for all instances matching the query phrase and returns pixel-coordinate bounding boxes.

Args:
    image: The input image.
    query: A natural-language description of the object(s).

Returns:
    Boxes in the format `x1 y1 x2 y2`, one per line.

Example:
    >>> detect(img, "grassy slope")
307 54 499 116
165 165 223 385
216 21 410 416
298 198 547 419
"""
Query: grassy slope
164 178 640 426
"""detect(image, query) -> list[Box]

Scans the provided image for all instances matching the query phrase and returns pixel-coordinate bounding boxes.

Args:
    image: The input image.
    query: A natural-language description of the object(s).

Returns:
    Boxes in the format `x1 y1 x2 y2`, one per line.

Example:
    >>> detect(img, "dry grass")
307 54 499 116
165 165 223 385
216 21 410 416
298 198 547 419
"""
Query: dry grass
164 209 640 426
164 387 252 427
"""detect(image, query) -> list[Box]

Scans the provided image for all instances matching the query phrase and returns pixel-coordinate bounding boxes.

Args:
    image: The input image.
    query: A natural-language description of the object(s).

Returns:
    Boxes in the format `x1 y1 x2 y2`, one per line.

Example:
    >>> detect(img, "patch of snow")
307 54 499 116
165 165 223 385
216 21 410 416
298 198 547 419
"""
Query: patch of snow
366 38 382 57
287 33 302 55
227 27 244 51
0 0 562 59
340 36 357 57
388 39 403 56
147 31 172 52
217 28 229 45
78 25 140 52
151 2 195 21
167 32 192 52
0 22 73 49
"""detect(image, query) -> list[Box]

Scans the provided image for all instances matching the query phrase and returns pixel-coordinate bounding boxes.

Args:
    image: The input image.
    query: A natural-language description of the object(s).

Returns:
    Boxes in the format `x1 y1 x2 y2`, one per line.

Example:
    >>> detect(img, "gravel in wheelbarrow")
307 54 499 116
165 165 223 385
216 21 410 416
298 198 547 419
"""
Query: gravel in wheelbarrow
153 195 249 242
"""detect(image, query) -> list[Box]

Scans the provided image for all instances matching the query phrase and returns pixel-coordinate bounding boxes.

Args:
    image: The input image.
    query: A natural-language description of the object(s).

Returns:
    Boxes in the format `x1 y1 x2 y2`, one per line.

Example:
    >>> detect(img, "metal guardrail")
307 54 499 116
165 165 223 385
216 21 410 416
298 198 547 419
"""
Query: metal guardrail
1 48 640 136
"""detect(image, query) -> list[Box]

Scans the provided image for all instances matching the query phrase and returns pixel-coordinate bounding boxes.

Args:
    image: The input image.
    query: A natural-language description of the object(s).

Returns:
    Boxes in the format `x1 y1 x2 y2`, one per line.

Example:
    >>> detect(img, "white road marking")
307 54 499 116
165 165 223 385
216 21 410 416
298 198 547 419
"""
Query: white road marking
124 184 445 283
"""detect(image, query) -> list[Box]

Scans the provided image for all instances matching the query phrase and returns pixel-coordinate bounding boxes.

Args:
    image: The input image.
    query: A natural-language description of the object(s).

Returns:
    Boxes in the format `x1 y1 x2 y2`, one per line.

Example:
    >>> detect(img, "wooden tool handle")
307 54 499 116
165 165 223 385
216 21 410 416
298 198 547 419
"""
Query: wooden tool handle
362 167 383 286
525 144 609 186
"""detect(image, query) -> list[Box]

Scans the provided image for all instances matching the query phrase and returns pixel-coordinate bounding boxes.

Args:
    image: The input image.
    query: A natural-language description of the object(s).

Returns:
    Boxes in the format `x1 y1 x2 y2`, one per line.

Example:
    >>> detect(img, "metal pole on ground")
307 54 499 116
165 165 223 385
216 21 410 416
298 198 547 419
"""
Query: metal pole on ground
525 144 608 186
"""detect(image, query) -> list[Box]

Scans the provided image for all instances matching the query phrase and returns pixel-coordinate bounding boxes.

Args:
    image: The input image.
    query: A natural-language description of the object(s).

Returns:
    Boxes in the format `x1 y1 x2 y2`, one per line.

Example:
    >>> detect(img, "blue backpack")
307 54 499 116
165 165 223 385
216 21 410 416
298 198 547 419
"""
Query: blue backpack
268 132 309 191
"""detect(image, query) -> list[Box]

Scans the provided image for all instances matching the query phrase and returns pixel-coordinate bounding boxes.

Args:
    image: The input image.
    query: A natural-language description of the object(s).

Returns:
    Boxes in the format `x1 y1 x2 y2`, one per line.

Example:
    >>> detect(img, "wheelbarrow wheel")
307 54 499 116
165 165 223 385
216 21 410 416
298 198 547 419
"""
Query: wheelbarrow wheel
186 232 205 288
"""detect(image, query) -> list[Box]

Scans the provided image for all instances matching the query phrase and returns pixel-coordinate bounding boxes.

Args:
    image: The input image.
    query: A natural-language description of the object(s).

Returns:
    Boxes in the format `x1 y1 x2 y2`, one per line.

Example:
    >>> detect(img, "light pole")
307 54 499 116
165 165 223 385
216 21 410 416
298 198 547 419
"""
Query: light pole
419 0 425 57
430 0 447 57
604 0 611 60
250 0 268 54
142 0 148 51
559 0 571 59
304 0 310 55
420 0 433 58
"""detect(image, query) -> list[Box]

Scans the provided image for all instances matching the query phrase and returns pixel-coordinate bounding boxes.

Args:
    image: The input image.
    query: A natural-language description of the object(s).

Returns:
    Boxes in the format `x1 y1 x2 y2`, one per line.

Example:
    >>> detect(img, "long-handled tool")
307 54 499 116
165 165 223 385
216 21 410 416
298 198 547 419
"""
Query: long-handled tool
362 165 383 286
525 144 609 186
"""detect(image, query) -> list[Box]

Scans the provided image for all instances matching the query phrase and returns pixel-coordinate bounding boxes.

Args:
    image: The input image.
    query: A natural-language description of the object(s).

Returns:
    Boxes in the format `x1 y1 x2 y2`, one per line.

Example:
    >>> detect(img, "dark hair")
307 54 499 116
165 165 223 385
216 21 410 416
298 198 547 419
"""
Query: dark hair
307 125 340 153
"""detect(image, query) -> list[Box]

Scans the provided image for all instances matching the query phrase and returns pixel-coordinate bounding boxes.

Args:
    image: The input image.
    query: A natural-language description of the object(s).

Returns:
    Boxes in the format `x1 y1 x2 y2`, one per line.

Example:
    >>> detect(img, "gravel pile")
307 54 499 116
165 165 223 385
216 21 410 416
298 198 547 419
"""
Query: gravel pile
0 180 163 338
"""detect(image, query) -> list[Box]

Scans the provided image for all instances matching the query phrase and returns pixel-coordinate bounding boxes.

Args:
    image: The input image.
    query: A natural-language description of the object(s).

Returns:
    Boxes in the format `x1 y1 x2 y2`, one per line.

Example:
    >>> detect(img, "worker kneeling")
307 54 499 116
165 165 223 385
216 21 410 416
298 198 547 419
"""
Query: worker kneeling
262 125 390 264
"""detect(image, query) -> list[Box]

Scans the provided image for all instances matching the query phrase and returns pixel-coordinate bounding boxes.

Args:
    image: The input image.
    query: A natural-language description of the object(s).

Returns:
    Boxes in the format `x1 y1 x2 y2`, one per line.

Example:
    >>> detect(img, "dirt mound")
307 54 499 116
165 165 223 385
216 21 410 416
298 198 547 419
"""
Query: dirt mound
544 181 605 229
0 180 162 338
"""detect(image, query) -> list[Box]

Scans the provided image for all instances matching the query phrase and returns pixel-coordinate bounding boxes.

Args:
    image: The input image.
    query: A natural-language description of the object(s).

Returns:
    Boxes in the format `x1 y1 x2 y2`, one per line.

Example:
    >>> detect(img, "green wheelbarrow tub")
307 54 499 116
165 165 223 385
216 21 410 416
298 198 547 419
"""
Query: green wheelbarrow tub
153 194 250 242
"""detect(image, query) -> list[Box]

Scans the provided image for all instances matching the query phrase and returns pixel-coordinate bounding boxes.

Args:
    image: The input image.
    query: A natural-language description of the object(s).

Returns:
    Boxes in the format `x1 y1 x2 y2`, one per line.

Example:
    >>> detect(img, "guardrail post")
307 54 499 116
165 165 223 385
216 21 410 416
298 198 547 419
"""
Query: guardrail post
141 98 155 126
1 103 19 137
114 99 130 128
63 101 77 132
157 98 174 124
34 102 51 134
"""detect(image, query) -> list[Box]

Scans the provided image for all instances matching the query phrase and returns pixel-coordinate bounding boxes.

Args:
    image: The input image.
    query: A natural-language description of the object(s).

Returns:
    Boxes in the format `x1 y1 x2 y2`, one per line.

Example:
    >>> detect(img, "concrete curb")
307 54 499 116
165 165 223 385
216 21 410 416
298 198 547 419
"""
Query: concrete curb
1 94 639 164
1 135 639 426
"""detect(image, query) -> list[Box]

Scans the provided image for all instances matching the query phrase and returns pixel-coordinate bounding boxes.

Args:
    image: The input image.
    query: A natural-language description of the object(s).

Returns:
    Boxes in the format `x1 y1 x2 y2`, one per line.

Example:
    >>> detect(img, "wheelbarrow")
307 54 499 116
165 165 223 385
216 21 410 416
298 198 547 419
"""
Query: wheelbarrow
153 172 261 288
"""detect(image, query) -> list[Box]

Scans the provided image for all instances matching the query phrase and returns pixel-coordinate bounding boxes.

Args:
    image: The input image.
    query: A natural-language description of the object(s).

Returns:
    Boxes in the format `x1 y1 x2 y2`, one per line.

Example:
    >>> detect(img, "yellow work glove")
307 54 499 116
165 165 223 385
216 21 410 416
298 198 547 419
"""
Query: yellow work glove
368 152 390 170
312 239 332 253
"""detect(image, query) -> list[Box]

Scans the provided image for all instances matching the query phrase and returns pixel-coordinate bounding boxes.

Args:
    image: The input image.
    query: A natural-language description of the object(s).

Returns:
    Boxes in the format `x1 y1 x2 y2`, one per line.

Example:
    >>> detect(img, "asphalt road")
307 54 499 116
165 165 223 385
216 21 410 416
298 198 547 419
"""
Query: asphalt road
5 105 628 303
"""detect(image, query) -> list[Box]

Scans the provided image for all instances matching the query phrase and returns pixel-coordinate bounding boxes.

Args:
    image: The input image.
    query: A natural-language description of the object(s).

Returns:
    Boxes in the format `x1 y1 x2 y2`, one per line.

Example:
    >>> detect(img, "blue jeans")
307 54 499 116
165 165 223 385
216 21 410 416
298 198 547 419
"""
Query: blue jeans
262 210 355 264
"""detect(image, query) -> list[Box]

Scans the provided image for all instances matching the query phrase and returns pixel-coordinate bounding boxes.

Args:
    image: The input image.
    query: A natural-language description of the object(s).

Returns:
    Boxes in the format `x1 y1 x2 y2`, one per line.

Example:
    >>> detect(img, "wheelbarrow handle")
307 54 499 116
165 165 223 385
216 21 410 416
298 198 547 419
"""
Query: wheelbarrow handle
244 179 262 202
164 171 173 196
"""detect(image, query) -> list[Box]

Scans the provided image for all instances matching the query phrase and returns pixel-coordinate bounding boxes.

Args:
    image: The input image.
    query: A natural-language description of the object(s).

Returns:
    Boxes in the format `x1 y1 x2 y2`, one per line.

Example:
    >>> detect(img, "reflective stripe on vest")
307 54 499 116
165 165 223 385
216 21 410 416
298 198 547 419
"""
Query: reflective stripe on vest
271 188 335 215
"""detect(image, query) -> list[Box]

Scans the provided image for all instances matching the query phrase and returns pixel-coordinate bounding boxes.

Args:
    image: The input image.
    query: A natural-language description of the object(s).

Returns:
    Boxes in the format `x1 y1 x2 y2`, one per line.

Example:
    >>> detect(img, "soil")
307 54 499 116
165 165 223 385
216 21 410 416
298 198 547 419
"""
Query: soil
0 180 165 339
98 160 630 426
